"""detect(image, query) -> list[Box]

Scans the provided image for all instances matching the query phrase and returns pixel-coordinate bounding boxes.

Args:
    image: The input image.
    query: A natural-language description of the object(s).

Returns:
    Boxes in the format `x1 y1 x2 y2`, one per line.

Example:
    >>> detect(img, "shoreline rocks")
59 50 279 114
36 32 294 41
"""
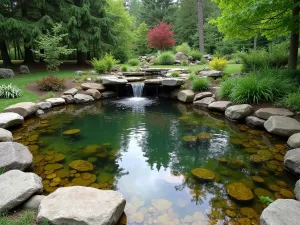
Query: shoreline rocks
4 102 39 118
225 104 253 121
0 128 13 142
255 108 294 120
0 112 24 129
178 90 195 103
284 148 300 175
264 116 300 137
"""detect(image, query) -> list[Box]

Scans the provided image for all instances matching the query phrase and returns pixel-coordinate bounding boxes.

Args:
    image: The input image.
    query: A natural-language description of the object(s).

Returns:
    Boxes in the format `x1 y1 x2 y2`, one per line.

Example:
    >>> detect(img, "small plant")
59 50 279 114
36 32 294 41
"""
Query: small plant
157 52 175 65
37 75 65 92
0 168 5 175
171 72 180 77
260 196 274 206
103 53 118 71
127 58 140 66
39 92 56 100
0 84 22 99
191 77 211 91
190 50 202 61
188 74 197 81
176 42 191 54
91 58 108 74
121 65 129 72
281 90 300 113
181 59 188 66
209 57 228 71
181 84 187 89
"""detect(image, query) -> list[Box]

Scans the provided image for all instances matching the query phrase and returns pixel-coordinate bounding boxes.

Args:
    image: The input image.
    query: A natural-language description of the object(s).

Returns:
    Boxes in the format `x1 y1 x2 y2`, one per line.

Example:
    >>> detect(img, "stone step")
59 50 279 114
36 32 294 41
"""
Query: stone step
122 72 145 76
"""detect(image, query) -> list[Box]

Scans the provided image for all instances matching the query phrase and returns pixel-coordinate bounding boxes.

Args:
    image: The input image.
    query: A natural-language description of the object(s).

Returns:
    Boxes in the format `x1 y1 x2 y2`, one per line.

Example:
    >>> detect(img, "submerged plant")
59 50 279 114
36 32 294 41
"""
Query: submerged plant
260 196 274 206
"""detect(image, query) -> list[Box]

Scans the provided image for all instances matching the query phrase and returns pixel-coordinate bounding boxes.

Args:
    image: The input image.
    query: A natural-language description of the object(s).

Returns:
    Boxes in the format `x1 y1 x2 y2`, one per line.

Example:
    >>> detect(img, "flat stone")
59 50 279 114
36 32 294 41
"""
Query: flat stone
264 116 300 137
125 77 145 82
22 195 45 210
102 91 117 99
178 90 195 103
194 97 215 108
4 102 39 117
284 148 300 175
162 78 184 86
85 89 101 100
0 128 13 142
295 180 300 201
46 98 66 106
0 142 32 171
102 77 128 85
61 95 74 104
199 70 224 78
37 102 52 110
246 116 266 128
74 94 94 104
144 79 162 84
37 186 126 225
225 104 253 121
0 170 43 213
255 108 294 120
208 101 232 112
193 92 213 101
63 88 78 96
260 199 300 225
122 72 145 76
81 83 105 91
288 133 300 148
0 112 24 129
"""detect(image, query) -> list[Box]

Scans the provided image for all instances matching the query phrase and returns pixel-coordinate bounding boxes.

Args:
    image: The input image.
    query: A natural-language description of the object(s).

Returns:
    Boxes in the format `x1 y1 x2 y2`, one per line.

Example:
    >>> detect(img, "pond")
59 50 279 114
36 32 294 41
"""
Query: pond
13 98 297 225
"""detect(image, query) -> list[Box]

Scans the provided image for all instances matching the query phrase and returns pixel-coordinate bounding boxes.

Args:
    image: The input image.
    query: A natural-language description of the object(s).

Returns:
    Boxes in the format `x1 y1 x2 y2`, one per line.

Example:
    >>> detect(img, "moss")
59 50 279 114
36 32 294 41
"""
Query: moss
44 163 63 171
249 154 269 163
251 176 265 183
63 129 81 135
81 145 100 157
279 189 295 198
226 183 254 201
55 168 70 178
50 153 65 163
72 173 96 186
69 160 94 172
182 136 197 142
225 209 237 218
228 158 245 169
268 184 280 192
254 188 274 199
196 133 213 139
191 168 216 181
240 207 258 219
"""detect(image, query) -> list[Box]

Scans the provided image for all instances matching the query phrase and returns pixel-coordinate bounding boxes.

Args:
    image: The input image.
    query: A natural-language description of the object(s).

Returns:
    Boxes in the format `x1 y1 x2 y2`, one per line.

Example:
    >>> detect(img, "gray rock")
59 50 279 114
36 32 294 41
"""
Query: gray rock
4 102 39 117
171 89 180 99
0 142 32 171
0 112 24 129
260 199 300 225
288 133 300 148
37 102 52 110
102 77 128 85
63 88 78 96
0 128 13 142
199 70 223 78
255 108 294 120
264 116 300 137
61 95 74 104
0 68 15 79
125 77 145 82
20 65 30 74
193 97 215 108
36 109 44 116
175 52 189 61
208 101 232 112
37 186 126 225
81 83 105 91
178 90 195 103
225 104 253 120
0 170 43 213
246 116 266 128
102 91 117 99
144 79 162 84
295 180 300 201
284 148 300 175
74 94 94 104
75 71 84 76
162 78 184 86
193 92 213 102
85 89 101 100
22 195 45 210
46 98 66 106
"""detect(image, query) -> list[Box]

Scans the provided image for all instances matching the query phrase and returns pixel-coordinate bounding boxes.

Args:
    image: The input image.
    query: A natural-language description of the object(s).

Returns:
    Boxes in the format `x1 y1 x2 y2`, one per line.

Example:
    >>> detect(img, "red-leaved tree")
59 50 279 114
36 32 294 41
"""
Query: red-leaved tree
147 22 176 50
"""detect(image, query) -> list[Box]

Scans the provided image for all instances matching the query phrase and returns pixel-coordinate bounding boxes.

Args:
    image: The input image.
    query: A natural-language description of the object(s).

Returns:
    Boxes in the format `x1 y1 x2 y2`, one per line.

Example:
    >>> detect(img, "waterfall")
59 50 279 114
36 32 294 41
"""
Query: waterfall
131 83 144 97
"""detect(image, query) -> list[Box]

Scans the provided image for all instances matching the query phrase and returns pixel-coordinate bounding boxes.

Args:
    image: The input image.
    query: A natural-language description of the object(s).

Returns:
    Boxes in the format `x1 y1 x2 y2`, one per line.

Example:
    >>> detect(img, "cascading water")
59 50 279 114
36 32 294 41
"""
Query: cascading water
131 83 144 97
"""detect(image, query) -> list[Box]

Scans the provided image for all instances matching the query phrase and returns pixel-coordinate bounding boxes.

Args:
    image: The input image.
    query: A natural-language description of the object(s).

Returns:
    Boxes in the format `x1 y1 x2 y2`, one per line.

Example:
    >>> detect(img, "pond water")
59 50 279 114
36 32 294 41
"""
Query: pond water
13 98 297 225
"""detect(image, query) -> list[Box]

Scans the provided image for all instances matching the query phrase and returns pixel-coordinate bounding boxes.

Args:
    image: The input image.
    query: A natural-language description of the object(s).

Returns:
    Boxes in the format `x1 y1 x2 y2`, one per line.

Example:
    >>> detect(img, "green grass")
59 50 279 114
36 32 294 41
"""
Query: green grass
0 210 51 225
224 64 242 75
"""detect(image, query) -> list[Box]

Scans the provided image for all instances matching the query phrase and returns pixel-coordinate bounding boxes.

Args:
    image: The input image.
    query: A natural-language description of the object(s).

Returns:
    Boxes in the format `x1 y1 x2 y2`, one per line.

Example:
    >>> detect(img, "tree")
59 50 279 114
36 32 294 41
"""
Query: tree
133 22 149 55
147 22 176 50
197 0 205 53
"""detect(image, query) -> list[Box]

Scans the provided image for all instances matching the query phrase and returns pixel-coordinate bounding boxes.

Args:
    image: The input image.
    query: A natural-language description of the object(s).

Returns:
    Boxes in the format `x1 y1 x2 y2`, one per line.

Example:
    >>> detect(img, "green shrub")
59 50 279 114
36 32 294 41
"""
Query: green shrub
188 74 197 81
176 42 191 54
209 57 228 71
91 58 108 74
281 90 300 113
127 58 140 66
190 50 202 61
121 65 129 72
39 92 56 100
171 72 180 77
37 75 65 92
103 53 118 71
181 59 189 66
158 52 175 65
0 84 22 99
191 77 211 91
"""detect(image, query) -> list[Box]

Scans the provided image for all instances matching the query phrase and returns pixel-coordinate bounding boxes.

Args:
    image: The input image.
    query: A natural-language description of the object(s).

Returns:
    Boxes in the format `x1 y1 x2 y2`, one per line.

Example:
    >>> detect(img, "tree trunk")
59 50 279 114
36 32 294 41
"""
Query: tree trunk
23 45 35 64
0 39 13 68
197 0 205 53
77 50 87 65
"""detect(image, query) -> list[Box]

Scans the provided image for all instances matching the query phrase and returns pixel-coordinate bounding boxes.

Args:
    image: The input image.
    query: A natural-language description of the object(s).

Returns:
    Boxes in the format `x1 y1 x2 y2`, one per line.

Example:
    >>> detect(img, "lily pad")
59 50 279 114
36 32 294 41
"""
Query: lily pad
226 183 254 201
252 176 265 183
191 168 216 181
69 160 94 172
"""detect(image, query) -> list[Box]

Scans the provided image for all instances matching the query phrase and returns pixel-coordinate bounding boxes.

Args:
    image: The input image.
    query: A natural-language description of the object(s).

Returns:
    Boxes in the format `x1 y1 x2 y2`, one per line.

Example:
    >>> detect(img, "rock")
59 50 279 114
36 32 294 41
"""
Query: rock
0 142 32 171
208 101 232 112
144 79 162 84
194 97 215 108
199 70 223 78
36 109 44 116
284 148 300 175
171 89 180 99
125 77 145 82
37 186 126 225
193 92 213 101
260 199 300 225
122 72 145 77
102 91 117 99
175 52 189 61
162 78 184 86
0 128 13 142
22 195 45 210
288 133 300 148
225 104 253 121
102 77 128 85
20 65 30 74
69 160 93 172
81 83 105 91
85 89 101 100
0 170 43 213
75 71 84 76
63 88 78 96
74 94 94 104
0 68 15 78
295 180 300 201
46 98 66 106
226 183 254 201
37 102 52 110
61 95 74 104
264 116 300 137
178 90 195 103
255 108 294 120
191 168 216 181
4 102 39 117
0 112 24 129
246 116 266 128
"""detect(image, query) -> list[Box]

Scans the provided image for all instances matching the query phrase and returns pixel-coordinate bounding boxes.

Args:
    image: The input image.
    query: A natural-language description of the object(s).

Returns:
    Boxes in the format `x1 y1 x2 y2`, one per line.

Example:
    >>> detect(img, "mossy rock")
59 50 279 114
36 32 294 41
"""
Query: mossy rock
228 158 245 169
191 168 216 181
276 180 288 187
240 207 258 219
28 134 39 142
182 136 197 142
230 138 243 145
69 160 94 172
44 163 63 171
268 184 280 192
249 154 269 163
226 183 254 201
88 157 98 163
81 145 100 156
50 153 66 163
46 173 57 179
254 188 274 199
218 158 228 164
244 148 257 154
251 176 265 183
225 209 237 218
197 133 213 140
280 189 295 198
55 168 70 178
33 155 45 164
63 129 81 135
179 116 189 120
72 173 96 186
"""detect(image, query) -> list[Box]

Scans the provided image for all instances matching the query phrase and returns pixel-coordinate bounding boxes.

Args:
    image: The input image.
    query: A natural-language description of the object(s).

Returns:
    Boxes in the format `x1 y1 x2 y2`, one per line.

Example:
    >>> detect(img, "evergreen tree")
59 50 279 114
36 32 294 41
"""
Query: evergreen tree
133 22 149 55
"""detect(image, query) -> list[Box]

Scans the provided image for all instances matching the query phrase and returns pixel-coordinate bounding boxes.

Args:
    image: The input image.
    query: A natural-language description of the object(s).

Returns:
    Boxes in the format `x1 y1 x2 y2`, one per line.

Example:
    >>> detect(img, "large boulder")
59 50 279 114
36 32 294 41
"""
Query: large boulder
260 199 300 225
0 68 15 78
37 186 126 225
37 102 52 110
193 92 213 102
225 104 253 121
246 116 265 128
20 65 30 74
295 180 300 201
0 112 24 129
287 133 300 148
4 102 39 118
61 95 74 104
0 170 42 213
255 108 294 120
102 77 128 85
22 195 45 210
162 78 184 86
63 88 78 96
0 142 32 171
264 116 300 137
175 52 189 61
178 90 195 103
85 89 101 100
81 83 105 91
0 128 13 142
171 89 180 99
46 98 66 106
208 101 232 112
193 97 215 108
74 94 94 104
199 70 223 78
102 91 117 99
284 148 300 175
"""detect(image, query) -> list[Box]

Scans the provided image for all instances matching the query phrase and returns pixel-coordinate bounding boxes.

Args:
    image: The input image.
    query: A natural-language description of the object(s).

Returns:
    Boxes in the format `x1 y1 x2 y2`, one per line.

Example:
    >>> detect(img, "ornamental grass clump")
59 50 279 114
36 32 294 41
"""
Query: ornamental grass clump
91 54 118 74
157 52 175 65
190 50 202 61
127 58 140 66
191 77 211 91
0 84 22 99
